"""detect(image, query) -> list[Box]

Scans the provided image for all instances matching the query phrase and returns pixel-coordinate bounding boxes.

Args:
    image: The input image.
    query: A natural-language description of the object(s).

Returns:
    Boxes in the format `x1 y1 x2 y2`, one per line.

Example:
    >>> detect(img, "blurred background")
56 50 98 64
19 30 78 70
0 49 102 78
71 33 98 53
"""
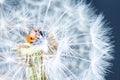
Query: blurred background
85 0 120 80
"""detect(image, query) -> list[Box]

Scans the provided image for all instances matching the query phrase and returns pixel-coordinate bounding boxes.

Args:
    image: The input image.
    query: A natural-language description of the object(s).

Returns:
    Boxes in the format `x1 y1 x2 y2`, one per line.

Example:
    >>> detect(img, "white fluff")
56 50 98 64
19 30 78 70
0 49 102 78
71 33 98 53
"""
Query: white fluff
0 0 113 80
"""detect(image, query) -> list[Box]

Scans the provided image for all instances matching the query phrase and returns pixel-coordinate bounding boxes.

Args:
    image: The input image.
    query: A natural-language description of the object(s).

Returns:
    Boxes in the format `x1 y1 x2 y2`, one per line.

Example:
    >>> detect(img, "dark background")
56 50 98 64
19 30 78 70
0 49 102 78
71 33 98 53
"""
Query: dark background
85 0 120 80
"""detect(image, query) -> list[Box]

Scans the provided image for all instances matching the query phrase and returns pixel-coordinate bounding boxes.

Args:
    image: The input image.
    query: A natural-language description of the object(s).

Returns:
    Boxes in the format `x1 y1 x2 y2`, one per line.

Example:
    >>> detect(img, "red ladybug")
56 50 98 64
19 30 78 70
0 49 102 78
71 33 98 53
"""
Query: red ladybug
26 29 38 43
26 29 45 43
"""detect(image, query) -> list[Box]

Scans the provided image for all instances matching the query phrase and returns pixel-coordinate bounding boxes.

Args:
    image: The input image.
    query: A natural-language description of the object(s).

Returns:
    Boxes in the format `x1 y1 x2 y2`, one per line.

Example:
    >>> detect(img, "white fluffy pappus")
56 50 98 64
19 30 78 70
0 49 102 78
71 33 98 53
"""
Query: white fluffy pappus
0 0 113 80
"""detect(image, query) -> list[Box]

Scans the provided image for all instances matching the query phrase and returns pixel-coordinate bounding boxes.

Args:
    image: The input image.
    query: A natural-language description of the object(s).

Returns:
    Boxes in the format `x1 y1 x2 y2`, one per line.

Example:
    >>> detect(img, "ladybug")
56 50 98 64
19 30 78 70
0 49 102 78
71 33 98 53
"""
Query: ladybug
26 29 38 43
26 29 45 43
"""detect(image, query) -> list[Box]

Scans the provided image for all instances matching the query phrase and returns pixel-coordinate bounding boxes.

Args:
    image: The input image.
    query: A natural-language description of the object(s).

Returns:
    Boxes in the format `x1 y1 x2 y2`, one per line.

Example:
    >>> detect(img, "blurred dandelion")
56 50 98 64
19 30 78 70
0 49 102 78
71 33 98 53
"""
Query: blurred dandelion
0 0 113 80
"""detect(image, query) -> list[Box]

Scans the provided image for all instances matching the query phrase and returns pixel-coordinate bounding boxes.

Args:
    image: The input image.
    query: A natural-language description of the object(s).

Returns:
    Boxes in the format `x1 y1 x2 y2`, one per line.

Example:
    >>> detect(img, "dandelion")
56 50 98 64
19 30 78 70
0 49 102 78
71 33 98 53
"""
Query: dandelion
0 0 113 80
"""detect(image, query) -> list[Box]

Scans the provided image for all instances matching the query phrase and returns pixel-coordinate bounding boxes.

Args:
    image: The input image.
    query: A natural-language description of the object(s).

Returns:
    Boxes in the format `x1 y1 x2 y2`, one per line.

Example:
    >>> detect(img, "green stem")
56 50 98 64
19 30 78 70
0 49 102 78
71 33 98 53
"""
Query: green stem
26 53 46 80
41 65 46 80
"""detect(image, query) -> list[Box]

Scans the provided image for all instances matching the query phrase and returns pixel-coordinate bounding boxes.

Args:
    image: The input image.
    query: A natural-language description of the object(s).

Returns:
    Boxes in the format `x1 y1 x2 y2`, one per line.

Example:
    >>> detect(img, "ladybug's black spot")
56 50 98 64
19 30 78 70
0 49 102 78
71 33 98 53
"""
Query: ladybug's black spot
35 30 37 32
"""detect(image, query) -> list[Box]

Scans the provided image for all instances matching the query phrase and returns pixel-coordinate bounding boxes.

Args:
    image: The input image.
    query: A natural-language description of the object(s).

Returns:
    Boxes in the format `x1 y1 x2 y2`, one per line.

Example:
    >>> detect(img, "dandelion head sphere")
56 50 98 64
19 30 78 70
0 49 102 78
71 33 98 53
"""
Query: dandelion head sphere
0 0 113 80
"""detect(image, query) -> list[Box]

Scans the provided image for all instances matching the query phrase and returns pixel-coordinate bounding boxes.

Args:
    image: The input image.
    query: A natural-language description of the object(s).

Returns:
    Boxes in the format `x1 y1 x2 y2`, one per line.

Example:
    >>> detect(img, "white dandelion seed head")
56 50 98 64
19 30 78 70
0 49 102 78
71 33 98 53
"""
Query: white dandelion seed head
0 0 113 80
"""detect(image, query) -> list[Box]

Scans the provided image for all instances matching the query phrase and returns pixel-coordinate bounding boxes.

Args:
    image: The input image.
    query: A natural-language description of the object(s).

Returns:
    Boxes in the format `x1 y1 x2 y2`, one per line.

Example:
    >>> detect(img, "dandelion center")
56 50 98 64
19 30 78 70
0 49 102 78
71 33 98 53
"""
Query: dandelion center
13 29 58 79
